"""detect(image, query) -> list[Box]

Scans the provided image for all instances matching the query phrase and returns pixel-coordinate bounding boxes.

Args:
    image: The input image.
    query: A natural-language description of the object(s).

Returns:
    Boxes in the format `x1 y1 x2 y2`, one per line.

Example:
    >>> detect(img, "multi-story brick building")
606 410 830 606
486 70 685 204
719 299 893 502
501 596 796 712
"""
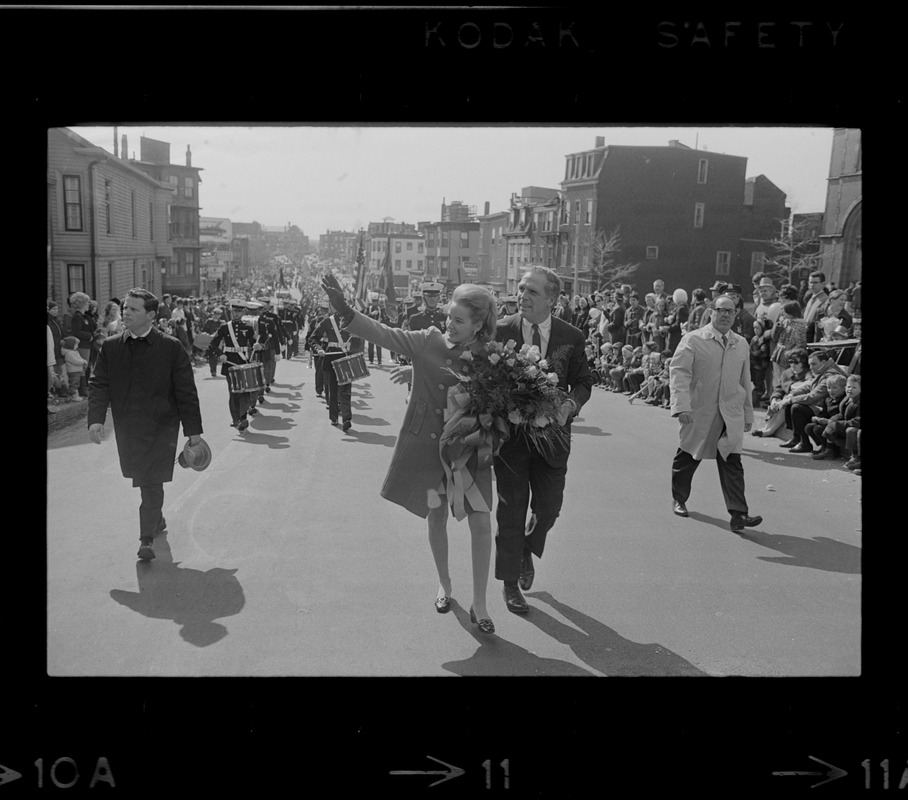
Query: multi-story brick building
559 137 752 295
503 187 560 293
47 127 174 304
477 203 509 293
129 135 203 298
820 128 861 287
319 229 356 264
419 203 480 293
739 175 790 279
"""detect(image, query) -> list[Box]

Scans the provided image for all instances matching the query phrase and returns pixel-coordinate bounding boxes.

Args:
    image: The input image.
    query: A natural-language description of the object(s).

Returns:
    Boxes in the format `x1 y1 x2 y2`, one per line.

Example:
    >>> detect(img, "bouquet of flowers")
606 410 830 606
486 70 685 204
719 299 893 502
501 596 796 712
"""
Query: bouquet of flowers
442 338 572 462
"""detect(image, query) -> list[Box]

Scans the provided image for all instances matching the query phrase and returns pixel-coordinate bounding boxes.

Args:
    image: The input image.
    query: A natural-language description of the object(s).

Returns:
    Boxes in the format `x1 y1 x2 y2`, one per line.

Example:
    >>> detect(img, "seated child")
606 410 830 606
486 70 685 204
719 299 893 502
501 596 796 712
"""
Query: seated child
804 373 848 458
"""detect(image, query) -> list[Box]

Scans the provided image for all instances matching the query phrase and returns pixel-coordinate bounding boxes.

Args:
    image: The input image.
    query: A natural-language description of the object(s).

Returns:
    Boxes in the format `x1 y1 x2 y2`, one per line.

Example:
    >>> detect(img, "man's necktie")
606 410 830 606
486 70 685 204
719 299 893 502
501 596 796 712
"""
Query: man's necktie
721 334 728 349
532 323 541 350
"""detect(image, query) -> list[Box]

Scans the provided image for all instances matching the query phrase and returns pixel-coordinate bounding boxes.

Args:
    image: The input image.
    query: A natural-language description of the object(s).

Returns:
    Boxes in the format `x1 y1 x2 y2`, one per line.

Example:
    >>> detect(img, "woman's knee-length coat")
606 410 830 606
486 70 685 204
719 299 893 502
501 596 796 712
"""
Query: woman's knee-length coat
345 310 485 519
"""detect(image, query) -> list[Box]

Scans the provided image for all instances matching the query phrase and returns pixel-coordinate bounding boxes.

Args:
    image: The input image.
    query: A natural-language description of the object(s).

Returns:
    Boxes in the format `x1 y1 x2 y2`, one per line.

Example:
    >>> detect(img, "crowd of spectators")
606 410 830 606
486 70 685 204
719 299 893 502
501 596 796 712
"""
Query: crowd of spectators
567 271 862 473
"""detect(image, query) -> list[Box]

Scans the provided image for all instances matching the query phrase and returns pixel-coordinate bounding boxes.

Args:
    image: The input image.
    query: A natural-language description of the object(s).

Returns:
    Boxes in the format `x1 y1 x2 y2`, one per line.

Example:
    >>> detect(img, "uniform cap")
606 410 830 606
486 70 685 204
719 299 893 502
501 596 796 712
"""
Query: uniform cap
420 282 443 293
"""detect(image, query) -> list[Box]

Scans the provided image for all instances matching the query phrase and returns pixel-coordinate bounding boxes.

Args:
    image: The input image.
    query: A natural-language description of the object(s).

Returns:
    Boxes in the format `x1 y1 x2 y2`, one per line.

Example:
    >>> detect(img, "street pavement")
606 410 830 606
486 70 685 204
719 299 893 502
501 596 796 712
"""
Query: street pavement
46 345 861 677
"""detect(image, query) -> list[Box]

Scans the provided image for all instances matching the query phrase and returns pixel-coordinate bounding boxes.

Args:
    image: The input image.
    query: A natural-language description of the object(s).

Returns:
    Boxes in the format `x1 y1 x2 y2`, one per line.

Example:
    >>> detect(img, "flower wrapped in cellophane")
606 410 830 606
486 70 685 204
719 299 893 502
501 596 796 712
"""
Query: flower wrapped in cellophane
441 339 572 470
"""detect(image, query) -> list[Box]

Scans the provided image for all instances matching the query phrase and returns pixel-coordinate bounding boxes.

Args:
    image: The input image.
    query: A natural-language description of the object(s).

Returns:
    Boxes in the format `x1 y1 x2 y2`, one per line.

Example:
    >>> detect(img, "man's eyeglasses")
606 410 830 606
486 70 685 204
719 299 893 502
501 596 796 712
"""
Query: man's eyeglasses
714 308 735 315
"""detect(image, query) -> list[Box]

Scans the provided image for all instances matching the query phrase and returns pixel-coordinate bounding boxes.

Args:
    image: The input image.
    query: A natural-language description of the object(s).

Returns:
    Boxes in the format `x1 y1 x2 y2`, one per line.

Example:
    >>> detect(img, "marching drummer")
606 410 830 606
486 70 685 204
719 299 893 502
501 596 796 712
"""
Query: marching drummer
306 295 364 431
306 298 331 397
206 299 264 432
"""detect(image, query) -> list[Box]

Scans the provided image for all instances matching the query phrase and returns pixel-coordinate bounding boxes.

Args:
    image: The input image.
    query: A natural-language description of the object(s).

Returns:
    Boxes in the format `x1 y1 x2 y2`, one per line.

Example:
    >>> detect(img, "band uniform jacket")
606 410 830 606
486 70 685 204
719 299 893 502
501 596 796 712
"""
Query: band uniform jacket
406 307 447 333
669 325 754 461
252 310 286 361
87 326 203 486
344 310 480 518
307 314 364 361
206 318 262 376
495 313 594 467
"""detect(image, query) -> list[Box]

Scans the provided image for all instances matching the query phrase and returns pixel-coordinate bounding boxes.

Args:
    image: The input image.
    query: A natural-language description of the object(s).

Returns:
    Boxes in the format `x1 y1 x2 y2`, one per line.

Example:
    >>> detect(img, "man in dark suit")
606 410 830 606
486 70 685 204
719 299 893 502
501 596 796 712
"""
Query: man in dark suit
494 266 594 613
88 288 204 561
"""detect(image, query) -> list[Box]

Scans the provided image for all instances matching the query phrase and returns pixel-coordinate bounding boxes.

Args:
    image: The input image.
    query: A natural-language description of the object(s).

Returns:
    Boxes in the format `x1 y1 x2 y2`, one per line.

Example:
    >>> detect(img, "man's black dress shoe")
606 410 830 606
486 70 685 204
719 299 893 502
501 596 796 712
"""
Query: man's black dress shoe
518 551 535 591
789 443 812 453
137 539 155 560
434 594 451 614
779 439 798 448
672 500 689 517
502 583 529 614
730 514 763 532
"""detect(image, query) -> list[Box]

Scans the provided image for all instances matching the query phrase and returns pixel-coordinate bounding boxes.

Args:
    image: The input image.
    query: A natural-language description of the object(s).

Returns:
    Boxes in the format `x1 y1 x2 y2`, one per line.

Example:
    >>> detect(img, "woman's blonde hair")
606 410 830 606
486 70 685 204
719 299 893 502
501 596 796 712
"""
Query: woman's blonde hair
451 284 498 342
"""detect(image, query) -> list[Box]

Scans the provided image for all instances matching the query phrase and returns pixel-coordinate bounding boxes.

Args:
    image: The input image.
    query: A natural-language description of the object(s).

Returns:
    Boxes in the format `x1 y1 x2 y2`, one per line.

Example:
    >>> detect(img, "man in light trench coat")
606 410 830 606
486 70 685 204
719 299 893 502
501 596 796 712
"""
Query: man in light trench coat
669 293 763 533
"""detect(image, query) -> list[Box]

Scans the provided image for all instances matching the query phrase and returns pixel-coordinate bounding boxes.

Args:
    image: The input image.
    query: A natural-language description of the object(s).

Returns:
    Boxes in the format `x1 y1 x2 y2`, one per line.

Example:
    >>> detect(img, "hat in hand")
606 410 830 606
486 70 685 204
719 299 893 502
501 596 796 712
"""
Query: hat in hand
178 438 212 471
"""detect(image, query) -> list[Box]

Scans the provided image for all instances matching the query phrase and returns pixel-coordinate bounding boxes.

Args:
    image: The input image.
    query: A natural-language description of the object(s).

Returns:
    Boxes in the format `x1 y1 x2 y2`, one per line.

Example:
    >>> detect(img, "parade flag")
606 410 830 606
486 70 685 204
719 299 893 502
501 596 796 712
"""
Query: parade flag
353 231 368 311
380 233 397 308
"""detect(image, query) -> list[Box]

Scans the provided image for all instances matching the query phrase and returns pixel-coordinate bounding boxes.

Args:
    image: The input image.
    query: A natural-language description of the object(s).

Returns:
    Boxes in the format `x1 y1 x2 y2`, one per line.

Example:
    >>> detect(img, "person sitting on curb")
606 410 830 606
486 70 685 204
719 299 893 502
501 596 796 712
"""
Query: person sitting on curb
778 349 847 453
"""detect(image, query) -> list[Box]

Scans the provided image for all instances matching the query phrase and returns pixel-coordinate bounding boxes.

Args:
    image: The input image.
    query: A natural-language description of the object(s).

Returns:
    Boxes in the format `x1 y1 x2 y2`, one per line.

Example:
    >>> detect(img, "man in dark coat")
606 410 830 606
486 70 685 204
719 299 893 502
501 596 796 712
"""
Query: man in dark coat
494 266 594 614
87 288 204 561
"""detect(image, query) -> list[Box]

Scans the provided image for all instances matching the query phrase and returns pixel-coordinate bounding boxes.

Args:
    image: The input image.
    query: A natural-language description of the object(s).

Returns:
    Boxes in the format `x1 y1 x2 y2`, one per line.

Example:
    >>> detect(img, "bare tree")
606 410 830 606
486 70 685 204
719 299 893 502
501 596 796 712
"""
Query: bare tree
589 225 641 292
762 217 822 286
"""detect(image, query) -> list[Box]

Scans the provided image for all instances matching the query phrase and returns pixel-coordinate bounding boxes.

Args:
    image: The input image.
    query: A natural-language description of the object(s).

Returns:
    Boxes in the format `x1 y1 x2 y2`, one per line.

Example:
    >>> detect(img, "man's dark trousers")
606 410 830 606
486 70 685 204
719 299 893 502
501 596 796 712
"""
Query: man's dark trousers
494 435 567 582
671 448 748 515
138 482 165 541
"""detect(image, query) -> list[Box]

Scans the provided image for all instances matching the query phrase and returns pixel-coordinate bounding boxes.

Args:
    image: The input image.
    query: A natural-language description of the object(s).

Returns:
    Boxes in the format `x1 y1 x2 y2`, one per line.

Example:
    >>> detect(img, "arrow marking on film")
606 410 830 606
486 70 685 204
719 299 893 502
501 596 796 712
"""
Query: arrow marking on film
773 755 848 788
0 763 23 787
390 755 465 787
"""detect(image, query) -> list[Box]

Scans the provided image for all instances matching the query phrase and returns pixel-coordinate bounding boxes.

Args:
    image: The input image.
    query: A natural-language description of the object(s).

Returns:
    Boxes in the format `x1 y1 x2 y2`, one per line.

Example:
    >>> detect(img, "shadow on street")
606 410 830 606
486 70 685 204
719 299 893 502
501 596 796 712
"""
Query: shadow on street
571 425 610 437
737 531 862 574
441 602 595 676
341 430 398 448
109 533 245 647
523 591 708 676
351 414 392 427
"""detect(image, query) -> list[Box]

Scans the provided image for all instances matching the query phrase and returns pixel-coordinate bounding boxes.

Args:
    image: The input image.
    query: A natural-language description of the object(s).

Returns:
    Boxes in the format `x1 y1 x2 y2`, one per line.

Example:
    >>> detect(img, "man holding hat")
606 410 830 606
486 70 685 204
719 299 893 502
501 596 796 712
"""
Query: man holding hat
87 288 205 561
206 299 264 431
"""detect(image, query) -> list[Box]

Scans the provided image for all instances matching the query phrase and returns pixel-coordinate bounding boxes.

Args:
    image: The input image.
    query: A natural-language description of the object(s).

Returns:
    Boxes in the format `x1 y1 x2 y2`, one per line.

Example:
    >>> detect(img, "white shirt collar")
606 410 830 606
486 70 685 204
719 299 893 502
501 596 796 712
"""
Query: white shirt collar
126 325 153 340
522 314 552 334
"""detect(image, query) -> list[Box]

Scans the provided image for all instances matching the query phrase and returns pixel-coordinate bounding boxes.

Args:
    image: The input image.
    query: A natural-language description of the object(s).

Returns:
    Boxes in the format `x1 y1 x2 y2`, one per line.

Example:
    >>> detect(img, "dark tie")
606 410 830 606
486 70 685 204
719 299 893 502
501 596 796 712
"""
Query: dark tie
127 335 147 346
532 323 541 350
721 334 728 349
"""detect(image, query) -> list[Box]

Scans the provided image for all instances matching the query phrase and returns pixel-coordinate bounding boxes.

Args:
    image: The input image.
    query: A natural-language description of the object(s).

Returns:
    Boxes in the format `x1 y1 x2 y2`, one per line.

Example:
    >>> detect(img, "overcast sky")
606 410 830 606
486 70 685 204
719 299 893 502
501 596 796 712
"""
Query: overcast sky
66 125 833 235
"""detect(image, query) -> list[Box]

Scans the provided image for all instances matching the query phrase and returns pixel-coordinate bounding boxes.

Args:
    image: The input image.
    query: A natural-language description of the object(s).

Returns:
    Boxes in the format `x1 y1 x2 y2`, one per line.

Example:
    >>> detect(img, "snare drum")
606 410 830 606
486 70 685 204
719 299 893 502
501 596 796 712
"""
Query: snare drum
228 362 266 393
331 352 370 385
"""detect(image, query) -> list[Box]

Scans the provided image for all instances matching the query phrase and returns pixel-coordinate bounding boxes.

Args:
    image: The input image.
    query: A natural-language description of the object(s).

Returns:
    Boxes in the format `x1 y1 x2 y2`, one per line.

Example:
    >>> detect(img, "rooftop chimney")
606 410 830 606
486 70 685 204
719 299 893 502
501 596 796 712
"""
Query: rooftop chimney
595 136 605 148
186 145 192 167
484 201 490 215
113 127 119 157
121 134 128 160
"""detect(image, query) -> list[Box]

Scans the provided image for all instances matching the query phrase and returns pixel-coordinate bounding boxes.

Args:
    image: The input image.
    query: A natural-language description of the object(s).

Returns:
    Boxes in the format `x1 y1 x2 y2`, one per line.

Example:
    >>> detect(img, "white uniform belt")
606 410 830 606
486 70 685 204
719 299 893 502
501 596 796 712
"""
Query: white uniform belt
223 347 244 353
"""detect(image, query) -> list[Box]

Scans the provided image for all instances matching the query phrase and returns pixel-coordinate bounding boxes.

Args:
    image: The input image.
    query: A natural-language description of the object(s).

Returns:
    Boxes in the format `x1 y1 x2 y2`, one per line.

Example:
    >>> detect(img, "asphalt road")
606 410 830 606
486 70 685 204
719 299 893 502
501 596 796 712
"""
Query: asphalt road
46 343 861 677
